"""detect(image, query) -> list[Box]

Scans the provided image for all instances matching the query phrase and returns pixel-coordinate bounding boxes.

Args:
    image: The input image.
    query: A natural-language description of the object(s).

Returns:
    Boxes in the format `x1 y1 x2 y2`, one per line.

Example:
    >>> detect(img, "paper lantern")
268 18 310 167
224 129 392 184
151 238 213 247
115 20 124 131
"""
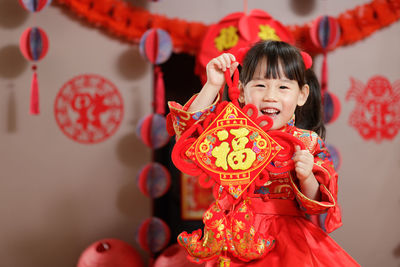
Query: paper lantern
77 238 144 267
20 27 49 62
310 16 341 96
139 28 172 65
18 0 52 12
310 16 340 51
323 91 341 124
196 9 294 83
19 26 49 115
137 162 171 198
154 243 203 267
136 217 171 254
136 114 170 149
326 144 341 170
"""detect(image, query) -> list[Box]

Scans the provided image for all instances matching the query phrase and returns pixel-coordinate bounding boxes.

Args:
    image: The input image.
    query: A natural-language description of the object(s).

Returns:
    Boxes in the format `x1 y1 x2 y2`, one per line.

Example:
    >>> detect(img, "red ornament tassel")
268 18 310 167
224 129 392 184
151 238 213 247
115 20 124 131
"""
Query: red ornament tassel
30 69 40 115
321 52 328 96
154 66 165 115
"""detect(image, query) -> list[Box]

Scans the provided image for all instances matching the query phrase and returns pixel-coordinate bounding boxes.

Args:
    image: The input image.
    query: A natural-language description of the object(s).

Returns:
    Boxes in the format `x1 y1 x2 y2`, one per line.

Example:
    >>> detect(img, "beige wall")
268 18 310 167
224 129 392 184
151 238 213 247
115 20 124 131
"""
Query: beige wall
0 0 399 266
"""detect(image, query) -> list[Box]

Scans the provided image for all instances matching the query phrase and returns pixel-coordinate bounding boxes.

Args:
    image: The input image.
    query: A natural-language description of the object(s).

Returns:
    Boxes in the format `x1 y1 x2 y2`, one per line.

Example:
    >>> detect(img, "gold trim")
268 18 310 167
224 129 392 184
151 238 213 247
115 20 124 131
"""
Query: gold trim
289 173 335 208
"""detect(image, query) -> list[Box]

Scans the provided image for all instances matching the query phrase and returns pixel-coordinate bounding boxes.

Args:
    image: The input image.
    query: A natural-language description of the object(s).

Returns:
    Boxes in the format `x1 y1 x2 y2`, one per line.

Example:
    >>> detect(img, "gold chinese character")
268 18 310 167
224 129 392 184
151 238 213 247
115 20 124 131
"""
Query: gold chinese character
215 26 239 51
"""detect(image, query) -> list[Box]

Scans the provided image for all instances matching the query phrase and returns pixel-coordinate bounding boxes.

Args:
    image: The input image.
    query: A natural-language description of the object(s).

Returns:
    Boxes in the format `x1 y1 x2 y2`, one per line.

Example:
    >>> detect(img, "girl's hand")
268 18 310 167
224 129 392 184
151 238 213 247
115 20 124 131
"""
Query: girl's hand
293 145 314 181
206 53 239 88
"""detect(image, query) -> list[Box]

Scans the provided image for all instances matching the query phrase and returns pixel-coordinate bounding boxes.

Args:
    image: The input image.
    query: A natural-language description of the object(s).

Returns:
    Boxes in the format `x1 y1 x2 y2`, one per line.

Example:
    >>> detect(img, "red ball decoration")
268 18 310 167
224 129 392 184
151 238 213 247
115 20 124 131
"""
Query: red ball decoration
77 238 144 267
19 27 49 62
136 114 171 149
154 243 203 267
323 91 341 124
139 28 173 65
136 217 171 254
137 162 171 198
19 0 52 12
310 16 341 51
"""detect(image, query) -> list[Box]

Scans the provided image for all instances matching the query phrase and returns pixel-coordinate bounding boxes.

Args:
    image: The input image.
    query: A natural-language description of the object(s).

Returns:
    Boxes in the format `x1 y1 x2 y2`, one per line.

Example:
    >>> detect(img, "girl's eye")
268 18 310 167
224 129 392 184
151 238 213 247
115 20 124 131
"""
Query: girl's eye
256 84 265 88
279 86 289 89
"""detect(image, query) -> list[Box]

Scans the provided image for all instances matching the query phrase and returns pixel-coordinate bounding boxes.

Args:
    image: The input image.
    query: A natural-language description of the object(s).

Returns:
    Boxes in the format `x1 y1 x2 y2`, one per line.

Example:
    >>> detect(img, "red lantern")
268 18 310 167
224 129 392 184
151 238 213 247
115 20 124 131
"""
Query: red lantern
18 0 52 13
136 217 171 254
77 238 144 267
136 113 171 149
19 26 49 115
196 9 294 84
137 162 171 198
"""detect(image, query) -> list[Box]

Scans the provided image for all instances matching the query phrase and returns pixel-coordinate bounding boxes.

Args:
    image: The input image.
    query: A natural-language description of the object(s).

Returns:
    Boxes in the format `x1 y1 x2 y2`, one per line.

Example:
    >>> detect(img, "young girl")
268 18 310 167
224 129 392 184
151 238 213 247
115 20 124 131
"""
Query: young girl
168 41 359 266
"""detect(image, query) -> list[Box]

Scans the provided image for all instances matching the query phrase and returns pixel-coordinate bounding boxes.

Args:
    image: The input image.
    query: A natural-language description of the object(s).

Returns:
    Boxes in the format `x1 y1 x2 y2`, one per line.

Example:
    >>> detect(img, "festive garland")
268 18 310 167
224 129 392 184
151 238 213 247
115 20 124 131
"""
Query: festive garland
55 0 400 55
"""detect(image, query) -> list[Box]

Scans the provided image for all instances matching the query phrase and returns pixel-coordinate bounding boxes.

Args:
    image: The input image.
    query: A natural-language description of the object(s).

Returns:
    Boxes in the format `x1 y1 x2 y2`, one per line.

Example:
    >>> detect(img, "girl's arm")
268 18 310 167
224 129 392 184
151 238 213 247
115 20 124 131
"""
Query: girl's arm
187 53 238 112
293 145 321 200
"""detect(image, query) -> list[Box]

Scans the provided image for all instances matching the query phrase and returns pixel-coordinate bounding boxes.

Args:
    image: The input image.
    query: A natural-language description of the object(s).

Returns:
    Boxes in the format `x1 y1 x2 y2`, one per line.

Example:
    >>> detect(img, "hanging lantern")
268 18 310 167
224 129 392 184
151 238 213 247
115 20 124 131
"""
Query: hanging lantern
19 26 49 115
139 28 172 65
137 162 171 198
196 9 294 83
326 144 341 170
77 238 144 267
136 113 170 149
136 217 171 254
18 0 52 12
310 15 340 94
323 91 341 124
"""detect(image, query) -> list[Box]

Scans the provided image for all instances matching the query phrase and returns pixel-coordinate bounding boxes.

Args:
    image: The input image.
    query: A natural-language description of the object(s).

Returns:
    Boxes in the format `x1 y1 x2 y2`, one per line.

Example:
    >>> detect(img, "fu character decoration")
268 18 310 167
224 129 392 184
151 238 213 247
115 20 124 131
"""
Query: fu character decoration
18 0 52 115
170 48 310 264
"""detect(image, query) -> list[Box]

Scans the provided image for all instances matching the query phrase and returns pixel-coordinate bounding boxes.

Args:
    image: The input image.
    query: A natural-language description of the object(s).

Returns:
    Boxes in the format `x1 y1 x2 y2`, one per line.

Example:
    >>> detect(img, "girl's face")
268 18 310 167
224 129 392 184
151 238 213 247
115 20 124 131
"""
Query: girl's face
240 58 309 130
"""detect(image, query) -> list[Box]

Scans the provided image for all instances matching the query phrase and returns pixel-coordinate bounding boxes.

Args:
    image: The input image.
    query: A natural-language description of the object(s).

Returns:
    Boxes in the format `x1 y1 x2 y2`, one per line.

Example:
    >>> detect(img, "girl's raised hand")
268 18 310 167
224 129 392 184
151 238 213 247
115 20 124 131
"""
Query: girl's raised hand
206 53 239 89
293 145 314 181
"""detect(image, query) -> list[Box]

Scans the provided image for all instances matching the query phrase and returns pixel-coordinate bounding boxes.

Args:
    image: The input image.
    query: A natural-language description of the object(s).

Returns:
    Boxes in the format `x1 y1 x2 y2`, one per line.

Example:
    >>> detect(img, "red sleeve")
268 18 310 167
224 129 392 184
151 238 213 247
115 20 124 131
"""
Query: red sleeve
167 94 220 140
290 130 342 233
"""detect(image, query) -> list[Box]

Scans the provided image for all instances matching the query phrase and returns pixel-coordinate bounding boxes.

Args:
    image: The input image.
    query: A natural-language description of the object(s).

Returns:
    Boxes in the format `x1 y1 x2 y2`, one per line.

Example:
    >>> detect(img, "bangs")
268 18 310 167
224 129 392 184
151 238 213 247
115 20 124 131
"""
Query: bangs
240 41 306 86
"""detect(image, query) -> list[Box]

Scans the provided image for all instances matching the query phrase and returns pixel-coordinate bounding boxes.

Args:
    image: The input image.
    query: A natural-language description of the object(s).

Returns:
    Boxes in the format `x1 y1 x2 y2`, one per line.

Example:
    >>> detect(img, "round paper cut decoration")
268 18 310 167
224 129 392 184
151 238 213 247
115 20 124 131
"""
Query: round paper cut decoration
19 27 49 62
54 74 124 144
326 144 341 171
77 238 144 267
323 91 341 124
136 217 171 254
139 28 173 64
310 15 341 51
136 113 170 149
137 162 171 198
19 0 52 12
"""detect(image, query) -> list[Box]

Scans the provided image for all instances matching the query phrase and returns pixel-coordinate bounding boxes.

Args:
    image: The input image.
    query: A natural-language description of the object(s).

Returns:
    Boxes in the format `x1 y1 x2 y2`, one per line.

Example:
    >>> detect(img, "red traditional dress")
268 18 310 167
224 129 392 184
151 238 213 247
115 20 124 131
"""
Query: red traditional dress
168 95 360 266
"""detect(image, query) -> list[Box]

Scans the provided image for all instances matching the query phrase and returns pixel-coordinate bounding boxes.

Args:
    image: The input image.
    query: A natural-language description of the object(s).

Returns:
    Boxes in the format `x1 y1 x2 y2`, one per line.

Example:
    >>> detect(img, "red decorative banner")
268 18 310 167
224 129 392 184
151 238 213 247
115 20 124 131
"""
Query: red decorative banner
181 173 214 220
54 74 124 144
185 103 281 199
346 75 400 142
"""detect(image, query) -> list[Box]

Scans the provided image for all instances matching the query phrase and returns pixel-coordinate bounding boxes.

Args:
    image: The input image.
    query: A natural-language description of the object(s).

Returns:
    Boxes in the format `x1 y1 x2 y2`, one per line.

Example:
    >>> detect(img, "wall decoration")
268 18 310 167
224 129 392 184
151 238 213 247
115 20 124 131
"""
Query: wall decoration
54 74 124 144
55 0 400 56
196 9 294 83
18 0 52 115
136 217 171 254
181 173 214 220
137 162 171 198
346 75 400 142
77 238 144 267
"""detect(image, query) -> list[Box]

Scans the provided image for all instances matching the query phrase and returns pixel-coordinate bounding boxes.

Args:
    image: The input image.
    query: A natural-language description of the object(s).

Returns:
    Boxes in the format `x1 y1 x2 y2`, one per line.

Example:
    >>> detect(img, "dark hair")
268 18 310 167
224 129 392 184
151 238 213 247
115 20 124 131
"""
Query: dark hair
239 40 326 139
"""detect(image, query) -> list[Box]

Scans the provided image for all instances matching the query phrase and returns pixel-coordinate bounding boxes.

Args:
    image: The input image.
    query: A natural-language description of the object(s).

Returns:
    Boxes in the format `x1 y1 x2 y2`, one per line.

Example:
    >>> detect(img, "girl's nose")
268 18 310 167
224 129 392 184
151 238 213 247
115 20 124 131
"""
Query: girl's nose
262 89 277 102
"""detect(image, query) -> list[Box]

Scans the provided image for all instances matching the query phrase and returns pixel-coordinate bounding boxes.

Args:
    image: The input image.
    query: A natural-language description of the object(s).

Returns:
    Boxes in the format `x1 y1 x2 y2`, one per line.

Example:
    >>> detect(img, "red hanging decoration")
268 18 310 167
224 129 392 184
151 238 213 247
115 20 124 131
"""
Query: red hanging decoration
196 9 294 83
19 26 49 115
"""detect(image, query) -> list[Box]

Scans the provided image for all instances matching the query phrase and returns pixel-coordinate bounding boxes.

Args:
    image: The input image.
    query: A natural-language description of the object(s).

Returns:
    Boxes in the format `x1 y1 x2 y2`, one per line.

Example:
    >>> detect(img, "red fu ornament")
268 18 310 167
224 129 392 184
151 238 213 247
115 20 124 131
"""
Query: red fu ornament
19 27 49 115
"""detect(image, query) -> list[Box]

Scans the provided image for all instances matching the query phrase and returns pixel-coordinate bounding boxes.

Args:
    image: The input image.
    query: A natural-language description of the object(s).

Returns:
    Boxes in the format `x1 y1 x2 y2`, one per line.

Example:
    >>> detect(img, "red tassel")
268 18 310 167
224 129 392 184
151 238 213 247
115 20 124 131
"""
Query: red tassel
30 70 39 115
154 66 165 115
